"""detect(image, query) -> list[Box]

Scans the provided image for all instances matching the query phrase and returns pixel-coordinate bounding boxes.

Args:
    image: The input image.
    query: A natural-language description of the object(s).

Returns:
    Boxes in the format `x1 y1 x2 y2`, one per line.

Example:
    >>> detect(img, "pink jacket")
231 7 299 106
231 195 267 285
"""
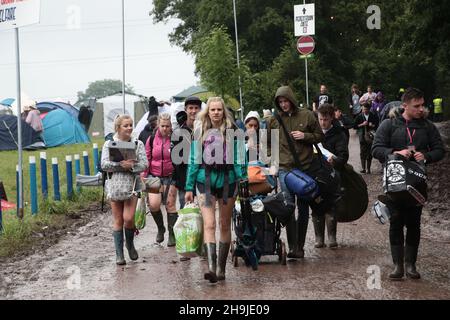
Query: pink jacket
145 129 173 177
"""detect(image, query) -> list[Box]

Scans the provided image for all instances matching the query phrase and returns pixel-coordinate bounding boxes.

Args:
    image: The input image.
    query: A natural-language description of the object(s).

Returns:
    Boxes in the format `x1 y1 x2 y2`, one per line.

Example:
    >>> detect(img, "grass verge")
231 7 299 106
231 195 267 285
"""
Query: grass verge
0 138 105 259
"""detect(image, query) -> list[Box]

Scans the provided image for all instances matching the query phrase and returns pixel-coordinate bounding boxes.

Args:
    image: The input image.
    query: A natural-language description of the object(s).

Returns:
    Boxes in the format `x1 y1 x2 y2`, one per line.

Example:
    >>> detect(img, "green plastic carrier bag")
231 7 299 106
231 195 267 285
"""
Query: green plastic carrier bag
173 203 203 258
134 197 147 230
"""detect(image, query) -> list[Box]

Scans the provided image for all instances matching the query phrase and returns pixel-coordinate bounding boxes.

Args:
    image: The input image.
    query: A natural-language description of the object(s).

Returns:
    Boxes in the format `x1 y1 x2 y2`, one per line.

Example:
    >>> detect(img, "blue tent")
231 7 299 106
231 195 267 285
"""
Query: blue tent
42 109 90 147
37 102 79 119
0 114 44 151
0 98 15 107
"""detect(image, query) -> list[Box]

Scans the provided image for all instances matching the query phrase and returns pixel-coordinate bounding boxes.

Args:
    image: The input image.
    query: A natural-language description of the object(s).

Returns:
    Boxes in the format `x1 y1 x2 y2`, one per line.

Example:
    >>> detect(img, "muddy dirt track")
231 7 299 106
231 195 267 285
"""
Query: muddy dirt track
1 129 449 300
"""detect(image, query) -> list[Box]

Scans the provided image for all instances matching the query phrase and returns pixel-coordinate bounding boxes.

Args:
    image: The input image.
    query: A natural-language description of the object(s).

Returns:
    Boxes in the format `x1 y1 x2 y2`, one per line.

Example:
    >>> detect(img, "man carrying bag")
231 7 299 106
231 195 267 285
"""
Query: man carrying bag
372 87 445 280
267 86 324 259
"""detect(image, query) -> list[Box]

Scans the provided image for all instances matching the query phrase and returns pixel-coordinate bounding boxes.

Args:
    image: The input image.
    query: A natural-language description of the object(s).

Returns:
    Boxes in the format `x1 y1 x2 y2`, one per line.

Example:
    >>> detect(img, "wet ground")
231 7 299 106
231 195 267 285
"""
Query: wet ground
1 130 449 300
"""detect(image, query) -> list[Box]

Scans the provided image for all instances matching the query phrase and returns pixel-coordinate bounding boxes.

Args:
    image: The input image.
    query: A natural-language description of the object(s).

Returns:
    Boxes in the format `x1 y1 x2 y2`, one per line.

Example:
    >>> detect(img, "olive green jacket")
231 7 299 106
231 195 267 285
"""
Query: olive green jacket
268 86 324 171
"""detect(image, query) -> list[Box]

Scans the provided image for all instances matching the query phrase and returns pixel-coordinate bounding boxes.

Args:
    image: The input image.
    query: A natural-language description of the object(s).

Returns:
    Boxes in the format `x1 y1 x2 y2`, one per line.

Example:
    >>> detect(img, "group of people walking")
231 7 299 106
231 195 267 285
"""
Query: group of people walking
100 84 444 283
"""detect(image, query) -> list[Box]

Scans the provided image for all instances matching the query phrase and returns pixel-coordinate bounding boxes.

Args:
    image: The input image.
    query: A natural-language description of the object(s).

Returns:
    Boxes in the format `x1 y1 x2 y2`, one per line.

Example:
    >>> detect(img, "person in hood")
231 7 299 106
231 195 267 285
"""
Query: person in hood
244 111 261 161
314 104 349 249
371 91 386 121
268 86 324 259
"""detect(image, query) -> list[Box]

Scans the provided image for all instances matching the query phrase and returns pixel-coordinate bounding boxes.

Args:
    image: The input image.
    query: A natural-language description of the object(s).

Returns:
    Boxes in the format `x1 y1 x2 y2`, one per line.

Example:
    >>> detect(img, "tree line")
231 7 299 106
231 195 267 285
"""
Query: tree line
151 0 450 117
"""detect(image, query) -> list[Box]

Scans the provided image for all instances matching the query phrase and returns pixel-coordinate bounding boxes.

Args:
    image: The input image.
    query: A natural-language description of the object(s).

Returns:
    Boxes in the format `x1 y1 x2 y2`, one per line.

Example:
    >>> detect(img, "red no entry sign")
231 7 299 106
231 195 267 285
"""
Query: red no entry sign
297 36 315 55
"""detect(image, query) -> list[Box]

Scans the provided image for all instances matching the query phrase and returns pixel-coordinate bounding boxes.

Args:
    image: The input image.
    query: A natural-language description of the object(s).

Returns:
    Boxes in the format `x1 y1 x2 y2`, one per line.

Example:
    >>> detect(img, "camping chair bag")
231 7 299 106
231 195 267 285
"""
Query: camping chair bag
335 164 369 223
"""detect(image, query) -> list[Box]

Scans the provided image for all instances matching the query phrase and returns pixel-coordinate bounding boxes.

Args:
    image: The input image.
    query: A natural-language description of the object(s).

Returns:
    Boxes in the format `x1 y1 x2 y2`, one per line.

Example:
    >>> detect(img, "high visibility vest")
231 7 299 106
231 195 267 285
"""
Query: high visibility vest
433 98 443 114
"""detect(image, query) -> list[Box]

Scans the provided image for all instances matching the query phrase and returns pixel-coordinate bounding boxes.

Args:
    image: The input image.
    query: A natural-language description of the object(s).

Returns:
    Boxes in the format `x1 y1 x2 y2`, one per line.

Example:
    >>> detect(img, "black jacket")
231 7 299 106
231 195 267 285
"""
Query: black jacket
323 124 349 171
171 124 193 190
334 115 354 142
372 116 445 164
354 112 379 143
138 124 154 146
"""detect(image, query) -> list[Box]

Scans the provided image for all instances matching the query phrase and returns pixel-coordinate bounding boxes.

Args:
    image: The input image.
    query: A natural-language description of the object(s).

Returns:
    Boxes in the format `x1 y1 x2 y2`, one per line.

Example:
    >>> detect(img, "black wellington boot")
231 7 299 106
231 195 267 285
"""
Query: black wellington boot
286 216 298 259
360 156 366 174
295 215 309 258
389 245 404 280
113 230 126 265
405 245 421 279
216 242 231 281
167 212 178 247
204 243 218 283
151 210 165 243
312 214 325 248
124 228 139 261
367 159 372 174
325 213 338 248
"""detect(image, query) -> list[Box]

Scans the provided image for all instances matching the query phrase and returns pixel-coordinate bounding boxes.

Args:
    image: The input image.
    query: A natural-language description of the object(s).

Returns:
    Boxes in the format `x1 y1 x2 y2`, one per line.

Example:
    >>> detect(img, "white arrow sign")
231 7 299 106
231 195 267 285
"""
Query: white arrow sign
0 0 40 31
294 3 315 36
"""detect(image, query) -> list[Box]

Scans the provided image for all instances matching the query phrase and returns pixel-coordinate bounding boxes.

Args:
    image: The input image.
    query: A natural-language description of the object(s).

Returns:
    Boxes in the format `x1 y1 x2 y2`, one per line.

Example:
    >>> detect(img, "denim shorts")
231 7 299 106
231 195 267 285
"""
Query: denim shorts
196 182 237 199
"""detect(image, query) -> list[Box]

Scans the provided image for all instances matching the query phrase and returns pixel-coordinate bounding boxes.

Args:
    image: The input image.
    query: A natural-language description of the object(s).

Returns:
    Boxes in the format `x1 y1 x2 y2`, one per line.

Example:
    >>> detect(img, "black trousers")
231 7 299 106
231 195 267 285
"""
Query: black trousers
389 205 422 247
359 141 373 161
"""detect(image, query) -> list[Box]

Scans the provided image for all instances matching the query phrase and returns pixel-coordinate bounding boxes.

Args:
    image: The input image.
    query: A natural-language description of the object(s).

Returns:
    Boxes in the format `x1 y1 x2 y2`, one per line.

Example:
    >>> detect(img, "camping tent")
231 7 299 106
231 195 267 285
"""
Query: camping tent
41 109 90 147
95 94 147 138
37 102 79 119
0 114 45 151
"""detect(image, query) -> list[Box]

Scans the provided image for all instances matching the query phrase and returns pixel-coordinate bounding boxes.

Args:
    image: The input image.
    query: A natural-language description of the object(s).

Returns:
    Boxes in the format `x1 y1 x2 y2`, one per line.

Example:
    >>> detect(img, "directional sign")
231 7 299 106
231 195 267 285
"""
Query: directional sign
294 3 315 36
0 0 40 31
297 36 315 55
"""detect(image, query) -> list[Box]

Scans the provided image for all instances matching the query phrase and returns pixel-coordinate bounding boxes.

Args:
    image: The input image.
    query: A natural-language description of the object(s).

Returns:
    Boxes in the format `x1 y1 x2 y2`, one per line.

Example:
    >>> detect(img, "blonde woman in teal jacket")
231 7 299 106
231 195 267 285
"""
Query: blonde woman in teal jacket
185 97 247 283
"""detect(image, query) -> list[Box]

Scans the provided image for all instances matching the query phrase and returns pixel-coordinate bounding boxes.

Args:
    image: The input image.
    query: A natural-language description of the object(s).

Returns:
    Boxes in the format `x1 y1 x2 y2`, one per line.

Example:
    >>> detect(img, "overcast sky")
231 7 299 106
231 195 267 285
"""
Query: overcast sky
0 0 198 104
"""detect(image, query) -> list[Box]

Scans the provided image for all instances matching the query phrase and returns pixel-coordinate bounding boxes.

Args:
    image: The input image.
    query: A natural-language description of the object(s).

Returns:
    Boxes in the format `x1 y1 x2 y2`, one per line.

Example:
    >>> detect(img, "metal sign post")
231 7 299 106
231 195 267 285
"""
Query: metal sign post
294 1 315 109
122 0 126 114
297 35 315 109
233 0 244 121
15 27 24 219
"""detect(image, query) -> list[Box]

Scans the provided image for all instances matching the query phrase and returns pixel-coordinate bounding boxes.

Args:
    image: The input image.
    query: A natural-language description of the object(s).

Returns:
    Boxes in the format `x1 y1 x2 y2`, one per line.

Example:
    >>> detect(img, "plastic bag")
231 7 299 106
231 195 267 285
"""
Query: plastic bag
173 202 203 258
134 196 147 230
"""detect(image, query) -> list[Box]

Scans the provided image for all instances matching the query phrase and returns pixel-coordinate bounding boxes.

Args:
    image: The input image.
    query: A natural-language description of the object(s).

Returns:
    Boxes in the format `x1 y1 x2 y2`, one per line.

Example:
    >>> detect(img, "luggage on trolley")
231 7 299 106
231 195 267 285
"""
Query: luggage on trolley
231 180 287 270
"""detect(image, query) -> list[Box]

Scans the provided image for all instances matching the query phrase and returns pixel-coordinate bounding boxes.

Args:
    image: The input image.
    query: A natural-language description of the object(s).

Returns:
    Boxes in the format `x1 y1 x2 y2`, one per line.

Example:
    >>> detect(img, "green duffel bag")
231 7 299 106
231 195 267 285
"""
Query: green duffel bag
335 164 369 223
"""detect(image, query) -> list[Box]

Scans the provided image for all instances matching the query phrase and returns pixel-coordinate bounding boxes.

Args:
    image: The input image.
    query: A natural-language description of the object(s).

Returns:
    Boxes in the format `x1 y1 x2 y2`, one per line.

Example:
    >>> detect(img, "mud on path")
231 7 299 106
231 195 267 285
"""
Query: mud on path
1 130 449 300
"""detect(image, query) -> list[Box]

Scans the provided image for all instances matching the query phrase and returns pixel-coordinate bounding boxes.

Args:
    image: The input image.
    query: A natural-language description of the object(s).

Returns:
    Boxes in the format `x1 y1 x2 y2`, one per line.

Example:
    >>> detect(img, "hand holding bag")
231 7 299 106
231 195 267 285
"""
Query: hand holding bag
173 202 204 258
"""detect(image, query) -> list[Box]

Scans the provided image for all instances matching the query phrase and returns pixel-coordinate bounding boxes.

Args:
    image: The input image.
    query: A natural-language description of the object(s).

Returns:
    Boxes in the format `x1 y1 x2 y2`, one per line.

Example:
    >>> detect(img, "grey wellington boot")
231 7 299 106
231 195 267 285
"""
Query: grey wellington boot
405 245 421 279
151 210 165 243
113 230 126 265
124 228 139 261
389 245 404 280
312 214 325 248
325 213 338 248
216 242 231 281
204 243 218 283
167 212 178 247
